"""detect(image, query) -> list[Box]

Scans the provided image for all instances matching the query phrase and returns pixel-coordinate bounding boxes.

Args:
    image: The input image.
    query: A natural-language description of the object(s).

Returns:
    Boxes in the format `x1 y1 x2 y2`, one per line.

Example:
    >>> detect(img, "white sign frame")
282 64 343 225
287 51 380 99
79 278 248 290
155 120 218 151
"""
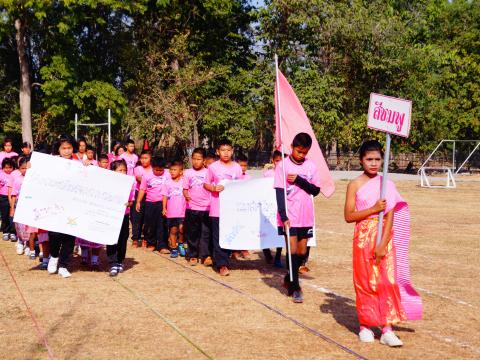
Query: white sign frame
219 177 316 250
367 93 412 138
13 152 134 245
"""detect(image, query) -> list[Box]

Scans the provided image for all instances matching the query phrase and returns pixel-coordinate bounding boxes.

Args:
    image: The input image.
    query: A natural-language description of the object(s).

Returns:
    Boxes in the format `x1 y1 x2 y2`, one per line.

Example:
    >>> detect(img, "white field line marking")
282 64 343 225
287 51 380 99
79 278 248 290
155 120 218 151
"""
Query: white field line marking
425 331 480 354
416 287 475 308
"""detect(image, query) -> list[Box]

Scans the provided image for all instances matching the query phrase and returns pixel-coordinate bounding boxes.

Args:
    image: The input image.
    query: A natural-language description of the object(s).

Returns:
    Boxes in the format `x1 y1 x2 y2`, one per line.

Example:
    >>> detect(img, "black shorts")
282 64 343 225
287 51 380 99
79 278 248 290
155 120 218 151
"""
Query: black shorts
278 226 313 239
167 217 184 229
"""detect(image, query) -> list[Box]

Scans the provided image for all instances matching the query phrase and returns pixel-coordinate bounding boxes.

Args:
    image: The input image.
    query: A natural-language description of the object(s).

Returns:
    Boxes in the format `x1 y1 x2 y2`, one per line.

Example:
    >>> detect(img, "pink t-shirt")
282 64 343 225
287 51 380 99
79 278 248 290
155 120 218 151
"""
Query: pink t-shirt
120 152 139 176
86 159 98 166
140 171 171 202
125 184 136 215
8 174 24 197
205 160 243 217
0 151 18 166
241 173 251 180
263 169 275 178
10 169 22 184
0 170 12 196
273 157 319 227
107 153 116 164
162 178 186 218
133 165 152 191
183 168 210 211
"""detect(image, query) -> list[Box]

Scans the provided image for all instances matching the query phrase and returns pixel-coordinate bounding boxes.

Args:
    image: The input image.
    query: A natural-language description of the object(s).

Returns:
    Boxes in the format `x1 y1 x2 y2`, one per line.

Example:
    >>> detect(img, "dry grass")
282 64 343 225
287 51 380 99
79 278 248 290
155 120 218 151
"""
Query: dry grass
0 180 479 359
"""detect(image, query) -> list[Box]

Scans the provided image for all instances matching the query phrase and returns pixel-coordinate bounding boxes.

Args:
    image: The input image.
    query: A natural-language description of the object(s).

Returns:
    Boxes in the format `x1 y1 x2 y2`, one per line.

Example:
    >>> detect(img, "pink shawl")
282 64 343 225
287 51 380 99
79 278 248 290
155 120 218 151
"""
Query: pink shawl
356 175 423 320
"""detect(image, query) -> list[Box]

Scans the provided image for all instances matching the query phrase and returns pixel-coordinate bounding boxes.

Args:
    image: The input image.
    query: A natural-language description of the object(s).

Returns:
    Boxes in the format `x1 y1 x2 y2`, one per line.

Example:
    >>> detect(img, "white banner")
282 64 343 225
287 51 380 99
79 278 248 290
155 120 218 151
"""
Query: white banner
219 177 316 250
13 152 134 245
367 93 412 138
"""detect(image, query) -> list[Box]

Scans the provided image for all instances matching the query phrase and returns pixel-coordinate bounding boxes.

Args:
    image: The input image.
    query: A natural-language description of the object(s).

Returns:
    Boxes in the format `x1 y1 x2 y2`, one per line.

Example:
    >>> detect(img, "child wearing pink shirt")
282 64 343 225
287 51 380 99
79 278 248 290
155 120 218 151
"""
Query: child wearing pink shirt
183 148 211 266
107 160 136 276
162 161 186 258
136 156 170 252
237 154 251 181
0 158 16 241
131 150 152 247
204 140 242 276
85 145 98 166
120 139 138 176
98 154 110 169
0 138 19 166
8 157 30 256
274 133 321 303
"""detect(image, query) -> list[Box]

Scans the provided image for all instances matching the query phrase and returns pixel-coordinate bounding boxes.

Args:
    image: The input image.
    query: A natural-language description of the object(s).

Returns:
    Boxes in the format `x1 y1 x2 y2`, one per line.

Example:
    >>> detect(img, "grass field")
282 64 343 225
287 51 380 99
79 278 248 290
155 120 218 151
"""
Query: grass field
1 180 479 359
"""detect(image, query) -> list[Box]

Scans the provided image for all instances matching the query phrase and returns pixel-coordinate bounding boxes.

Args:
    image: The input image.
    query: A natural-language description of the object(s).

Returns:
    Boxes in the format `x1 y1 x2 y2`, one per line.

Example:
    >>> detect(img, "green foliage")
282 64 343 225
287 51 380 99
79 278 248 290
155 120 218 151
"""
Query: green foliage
0 0 478 153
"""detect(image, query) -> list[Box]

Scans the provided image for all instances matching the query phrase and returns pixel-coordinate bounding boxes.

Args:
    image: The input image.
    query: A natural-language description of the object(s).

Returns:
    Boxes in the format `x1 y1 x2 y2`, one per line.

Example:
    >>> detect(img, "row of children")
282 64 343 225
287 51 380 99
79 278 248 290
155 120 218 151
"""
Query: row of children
0 134 314 283
0 134 408 346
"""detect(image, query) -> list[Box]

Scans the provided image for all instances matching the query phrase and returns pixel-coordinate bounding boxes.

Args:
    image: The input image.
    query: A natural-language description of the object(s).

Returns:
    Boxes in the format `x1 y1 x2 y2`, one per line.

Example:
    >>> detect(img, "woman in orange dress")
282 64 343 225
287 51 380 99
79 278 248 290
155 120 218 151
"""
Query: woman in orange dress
344 140 407 347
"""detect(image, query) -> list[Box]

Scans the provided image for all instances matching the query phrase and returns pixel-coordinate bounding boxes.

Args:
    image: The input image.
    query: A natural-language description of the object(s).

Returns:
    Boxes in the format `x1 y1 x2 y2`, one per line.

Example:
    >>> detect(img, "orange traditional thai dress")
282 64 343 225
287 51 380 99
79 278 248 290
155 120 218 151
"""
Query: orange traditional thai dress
353 177 407 327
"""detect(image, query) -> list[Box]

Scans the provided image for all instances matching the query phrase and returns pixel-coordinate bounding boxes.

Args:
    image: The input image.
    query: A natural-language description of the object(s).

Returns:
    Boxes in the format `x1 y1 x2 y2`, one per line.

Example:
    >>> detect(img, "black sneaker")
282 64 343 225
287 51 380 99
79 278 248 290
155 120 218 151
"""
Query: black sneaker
292 290 303 303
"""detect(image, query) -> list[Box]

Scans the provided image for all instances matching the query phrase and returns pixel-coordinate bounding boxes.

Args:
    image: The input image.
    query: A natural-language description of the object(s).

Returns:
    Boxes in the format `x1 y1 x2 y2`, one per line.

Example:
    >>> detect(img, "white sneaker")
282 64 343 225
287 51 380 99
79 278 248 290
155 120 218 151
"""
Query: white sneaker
16 241 24 255
58 267 71 278
24 247 31 256
359 328 375 343
47 257 59 274
380 331 403 347
9 233 17 242
2 233 9 241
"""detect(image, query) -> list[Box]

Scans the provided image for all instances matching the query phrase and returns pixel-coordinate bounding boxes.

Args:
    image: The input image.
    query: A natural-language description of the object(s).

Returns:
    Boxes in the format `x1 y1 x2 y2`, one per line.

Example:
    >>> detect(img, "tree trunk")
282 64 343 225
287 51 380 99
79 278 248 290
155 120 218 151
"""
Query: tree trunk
15 18 33 146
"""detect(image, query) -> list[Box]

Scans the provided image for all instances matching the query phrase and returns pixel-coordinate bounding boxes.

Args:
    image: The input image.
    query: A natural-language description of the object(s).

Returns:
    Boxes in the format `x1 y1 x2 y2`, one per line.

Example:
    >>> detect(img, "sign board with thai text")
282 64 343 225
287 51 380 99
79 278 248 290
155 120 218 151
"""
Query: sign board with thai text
367 93 412 138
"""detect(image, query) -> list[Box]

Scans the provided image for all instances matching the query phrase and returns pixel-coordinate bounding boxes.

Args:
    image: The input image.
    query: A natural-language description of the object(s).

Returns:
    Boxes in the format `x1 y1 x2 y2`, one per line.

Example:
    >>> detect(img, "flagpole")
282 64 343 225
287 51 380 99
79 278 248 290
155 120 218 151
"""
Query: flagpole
275 54 293 282
376 133 391 246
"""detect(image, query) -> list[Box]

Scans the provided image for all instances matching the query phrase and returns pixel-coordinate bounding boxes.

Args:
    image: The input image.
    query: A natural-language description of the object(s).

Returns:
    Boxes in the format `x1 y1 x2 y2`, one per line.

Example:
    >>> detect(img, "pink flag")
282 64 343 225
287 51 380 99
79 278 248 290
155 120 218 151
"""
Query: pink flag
275 69 335 197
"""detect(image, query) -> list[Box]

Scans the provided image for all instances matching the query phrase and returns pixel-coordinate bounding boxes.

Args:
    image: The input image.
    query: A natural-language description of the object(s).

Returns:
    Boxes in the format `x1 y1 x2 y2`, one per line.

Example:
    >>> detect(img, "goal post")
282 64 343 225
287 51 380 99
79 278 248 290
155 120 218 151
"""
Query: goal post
74 109 112 154
418 139 479 189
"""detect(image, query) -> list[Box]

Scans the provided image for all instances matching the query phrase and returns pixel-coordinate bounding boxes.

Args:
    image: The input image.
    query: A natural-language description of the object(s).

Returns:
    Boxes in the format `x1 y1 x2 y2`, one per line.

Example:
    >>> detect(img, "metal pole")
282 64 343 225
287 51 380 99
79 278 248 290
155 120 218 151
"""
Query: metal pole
455 142 480 174
452 140 456 171
418 139 445 174
275 54 293 282
376 133 391 246
75 113 78 140
108 109 111 154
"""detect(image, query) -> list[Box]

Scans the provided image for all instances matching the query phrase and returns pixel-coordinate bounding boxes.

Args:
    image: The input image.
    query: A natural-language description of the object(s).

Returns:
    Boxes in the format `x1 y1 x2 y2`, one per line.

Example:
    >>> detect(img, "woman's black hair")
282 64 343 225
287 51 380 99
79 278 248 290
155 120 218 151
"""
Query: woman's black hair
110 159 127 171
292 132 312 148
1 157 15 169
52 134 76 156
359 140 384 159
